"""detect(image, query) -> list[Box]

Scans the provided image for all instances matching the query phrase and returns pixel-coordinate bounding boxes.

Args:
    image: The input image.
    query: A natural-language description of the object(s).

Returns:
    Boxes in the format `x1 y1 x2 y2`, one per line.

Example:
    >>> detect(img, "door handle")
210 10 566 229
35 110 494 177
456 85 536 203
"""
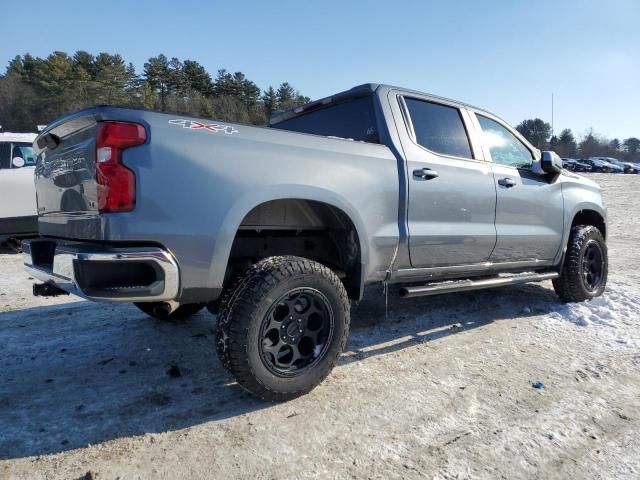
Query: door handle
498 177 517 188
413 168 439 180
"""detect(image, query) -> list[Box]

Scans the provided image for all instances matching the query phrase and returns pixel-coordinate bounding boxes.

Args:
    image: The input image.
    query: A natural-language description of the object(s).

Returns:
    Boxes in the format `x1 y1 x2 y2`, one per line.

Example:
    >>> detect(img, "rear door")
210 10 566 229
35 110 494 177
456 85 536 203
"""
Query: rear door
471 112 564 262
396 94 497 268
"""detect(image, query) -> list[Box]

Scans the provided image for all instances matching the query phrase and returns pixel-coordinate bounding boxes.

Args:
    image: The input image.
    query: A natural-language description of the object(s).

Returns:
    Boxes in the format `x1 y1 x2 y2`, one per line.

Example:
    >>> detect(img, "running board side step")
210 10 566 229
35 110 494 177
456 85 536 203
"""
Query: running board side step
398 272 559 298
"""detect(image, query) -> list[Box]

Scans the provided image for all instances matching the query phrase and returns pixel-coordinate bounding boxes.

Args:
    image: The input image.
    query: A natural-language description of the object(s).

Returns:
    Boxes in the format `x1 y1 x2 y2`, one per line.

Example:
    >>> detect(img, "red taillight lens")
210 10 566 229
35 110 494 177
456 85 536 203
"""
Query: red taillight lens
95 121 146 213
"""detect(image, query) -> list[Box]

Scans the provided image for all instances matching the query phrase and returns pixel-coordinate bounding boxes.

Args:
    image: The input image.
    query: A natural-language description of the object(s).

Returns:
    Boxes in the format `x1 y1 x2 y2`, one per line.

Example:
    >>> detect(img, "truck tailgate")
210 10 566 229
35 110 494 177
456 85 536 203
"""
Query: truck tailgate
34 115 100 217
33 109 147 240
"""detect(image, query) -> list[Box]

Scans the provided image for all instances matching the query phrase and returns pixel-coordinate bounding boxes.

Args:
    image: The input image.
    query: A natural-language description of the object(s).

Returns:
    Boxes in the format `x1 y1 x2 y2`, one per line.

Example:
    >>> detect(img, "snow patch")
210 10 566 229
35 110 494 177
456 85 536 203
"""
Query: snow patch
545 286 640 347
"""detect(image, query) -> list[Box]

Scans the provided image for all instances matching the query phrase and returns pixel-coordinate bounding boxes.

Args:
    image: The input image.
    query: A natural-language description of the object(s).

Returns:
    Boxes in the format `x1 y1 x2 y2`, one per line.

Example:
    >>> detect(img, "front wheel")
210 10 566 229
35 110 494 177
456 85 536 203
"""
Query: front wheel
216 256 350 401
553 225 607 302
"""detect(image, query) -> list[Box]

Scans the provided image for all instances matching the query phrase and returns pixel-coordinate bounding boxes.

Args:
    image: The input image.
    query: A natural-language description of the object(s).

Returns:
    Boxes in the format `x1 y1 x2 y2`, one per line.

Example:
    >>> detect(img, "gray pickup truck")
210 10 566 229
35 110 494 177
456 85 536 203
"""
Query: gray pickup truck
24 83 607 400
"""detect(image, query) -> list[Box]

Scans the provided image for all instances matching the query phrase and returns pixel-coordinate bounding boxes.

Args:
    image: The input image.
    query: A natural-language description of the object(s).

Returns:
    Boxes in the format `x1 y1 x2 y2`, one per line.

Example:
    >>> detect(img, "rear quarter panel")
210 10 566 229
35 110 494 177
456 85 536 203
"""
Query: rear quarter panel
96 109 400 296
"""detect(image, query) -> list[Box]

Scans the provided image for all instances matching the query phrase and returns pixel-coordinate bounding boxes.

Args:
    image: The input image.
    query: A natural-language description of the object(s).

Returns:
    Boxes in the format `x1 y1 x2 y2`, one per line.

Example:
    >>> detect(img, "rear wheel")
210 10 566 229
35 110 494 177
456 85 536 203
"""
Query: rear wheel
135 302 204 321
553 225 607 302
216 256 350 401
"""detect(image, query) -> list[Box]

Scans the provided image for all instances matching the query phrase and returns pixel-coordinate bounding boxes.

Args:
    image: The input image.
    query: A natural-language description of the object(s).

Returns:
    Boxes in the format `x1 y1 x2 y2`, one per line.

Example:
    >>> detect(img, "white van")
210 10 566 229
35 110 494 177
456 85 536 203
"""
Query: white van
0 132 38 243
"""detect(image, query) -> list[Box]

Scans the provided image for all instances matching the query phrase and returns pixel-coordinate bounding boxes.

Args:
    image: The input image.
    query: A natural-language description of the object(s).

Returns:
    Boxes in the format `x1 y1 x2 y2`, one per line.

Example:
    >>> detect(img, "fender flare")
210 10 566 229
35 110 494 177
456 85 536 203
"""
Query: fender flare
205 184 370 290
555 201 607 267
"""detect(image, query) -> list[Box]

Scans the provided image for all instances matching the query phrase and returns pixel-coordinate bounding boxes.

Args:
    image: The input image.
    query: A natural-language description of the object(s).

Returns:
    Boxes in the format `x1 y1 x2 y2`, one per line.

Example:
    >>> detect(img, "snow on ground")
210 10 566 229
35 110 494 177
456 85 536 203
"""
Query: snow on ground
1 173 639 479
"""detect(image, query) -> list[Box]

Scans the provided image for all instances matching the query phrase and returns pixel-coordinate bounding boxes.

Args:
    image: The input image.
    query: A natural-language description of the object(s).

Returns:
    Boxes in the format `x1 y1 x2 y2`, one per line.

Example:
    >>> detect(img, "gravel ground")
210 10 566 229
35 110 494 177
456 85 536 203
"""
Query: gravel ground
1 173 639 479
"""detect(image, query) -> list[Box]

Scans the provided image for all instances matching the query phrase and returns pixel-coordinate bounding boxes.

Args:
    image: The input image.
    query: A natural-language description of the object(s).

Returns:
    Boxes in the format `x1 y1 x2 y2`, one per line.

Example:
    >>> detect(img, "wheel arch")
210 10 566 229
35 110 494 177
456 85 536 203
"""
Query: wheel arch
555 203 607 268
570 207 607 240
207 185 370 300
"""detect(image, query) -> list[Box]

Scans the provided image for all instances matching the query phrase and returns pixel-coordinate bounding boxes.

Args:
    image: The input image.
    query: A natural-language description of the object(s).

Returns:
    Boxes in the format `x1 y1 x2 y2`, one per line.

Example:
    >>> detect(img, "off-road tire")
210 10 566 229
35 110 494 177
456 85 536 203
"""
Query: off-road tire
135 302 205 321
553 225 607 302
216 256 350 401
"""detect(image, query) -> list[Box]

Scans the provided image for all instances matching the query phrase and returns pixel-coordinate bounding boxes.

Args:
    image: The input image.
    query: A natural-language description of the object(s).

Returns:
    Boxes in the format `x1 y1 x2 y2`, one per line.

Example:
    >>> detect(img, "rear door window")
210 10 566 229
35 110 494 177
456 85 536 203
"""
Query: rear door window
404 98 473 159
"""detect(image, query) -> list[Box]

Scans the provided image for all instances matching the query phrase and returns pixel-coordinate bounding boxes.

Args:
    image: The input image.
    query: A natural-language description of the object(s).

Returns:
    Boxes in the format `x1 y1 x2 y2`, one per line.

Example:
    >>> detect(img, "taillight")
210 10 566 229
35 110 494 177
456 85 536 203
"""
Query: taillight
96 121 146 212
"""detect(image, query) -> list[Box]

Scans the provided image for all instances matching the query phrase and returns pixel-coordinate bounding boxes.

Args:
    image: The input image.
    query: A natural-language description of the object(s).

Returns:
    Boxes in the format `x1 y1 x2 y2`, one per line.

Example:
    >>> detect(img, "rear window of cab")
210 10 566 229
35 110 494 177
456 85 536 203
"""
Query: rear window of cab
271 96 380 144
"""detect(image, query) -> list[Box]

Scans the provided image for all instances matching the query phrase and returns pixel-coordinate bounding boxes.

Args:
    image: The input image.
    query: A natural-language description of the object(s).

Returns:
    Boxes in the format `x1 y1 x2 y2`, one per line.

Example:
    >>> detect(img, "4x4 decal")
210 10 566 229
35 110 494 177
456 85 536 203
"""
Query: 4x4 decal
169 119 238 135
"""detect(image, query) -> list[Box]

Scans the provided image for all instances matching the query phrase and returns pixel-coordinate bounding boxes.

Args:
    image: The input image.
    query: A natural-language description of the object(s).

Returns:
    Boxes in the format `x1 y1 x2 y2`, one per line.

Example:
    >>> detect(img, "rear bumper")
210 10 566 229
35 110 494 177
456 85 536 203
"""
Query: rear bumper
23 239 179 303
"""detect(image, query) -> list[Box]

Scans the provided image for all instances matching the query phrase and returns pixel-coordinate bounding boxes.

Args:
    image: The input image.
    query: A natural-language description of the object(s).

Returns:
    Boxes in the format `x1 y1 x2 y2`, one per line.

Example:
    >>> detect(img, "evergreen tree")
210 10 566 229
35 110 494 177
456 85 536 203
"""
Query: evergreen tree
1 49 637 155
72 50 96 77
0 65 36 130
68 59 92 109
139 81 157 110
20 54 39 85
182 60 213 96
623 137 640 162
92 53 136 105
5 55 25 77
579 129 603 158
143 54 171 111
167 57 188 96
557 129 577 157
609 138 621 153
262 86 278 117
276 82 296 110
234 72 260 106
213 69 235 97
31 51 76 120
515 118 551 149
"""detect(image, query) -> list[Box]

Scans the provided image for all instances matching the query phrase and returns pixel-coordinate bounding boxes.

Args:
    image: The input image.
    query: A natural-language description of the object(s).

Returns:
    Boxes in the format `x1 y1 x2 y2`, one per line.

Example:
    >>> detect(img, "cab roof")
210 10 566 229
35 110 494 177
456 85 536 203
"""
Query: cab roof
269 83 485 126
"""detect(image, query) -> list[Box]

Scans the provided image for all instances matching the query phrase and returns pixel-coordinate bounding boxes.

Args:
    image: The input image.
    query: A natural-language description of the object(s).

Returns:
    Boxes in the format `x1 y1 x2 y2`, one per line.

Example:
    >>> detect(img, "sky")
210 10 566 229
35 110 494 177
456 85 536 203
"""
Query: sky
0 0 638 139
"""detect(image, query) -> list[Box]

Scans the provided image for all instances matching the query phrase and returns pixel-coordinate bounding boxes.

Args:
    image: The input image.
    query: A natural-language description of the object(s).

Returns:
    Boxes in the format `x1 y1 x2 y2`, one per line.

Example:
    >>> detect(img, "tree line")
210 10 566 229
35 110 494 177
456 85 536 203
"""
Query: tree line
0 51 309 131
516 118 640 163
1 50 638 163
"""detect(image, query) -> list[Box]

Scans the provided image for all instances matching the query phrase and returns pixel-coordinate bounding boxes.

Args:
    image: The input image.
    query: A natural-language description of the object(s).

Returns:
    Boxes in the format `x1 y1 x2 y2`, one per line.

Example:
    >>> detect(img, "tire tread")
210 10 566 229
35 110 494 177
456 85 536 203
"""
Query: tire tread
553 225 607 303
216 256 350 401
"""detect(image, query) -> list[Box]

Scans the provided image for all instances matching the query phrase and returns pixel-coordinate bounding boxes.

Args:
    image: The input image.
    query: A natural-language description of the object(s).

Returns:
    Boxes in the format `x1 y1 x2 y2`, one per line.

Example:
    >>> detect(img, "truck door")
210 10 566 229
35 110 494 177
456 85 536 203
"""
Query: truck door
0 142 38 223
396 95 497 268
471 112 564 262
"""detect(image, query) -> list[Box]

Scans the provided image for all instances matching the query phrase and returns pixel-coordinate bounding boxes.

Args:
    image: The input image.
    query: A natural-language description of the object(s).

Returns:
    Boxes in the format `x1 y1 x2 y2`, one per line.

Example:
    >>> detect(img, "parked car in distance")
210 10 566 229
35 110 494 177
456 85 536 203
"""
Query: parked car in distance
0 132 38 247
574 160 593 172
593 157 626 173
24 84 608 400
579 158 603 172
601 157 639 174
583 158 622 173
562 158 592 172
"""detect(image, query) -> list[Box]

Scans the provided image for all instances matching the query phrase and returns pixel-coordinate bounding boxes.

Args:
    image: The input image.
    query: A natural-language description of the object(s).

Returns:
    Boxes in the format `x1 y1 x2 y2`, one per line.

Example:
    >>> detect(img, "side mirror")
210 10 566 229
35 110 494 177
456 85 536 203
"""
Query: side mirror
541 151 563 174
12 156 25 168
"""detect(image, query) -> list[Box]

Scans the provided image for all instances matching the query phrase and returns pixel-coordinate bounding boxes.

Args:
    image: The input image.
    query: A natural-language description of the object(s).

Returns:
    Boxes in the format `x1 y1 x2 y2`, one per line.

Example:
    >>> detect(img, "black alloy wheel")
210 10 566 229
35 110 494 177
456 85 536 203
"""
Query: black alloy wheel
259 288 334 376
582 240 605 291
